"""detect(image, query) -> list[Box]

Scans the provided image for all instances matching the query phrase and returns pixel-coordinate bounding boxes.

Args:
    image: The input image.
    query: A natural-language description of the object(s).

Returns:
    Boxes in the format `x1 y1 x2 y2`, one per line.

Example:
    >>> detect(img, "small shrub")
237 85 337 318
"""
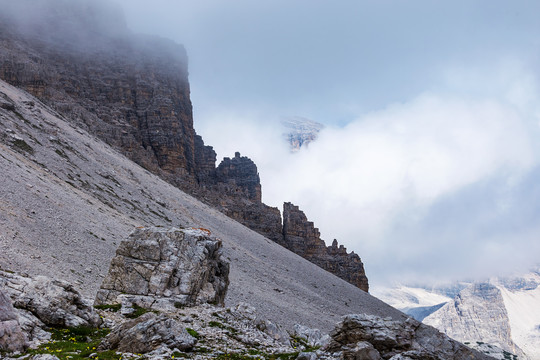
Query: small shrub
186 327 200 339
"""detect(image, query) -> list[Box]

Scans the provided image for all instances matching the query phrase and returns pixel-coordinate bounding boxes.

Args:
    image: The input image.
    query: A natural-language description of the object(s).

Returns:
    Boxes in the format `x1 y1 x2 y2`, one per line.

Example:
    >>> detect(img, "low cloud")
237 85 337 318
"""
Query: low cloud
197 64 540 286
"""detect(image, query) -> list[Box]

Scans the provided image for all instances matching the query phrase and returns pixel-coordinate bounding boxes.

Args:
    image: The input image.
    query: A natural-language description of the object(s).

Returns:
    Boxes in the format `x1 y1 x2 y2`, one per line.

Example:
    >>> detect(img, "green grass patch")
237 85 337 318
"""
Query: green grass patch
186 328 200 339
171 351 190 358
22 326 120 360
289 334 320 352
125 304 156 319
208 321 238 335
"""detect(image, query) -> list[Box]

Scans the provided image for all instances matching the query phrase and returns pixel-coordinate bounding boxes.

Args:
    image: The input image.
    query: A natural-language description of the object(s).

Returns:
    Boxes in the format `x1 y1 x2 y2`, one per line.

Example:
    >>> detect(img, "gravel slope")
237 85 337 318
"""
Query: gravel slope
0 78 407 332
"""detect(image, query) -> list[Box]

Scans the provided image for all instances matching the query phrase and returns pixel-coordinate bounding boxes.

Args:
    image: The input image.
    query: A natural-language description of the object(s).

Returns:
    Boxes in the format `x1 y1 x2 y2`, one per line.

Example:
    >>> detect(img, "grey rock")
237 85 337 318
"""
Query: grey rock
293 324 330 348
257 319 290 344
99 312 196 353
296 352 318 360
94 227 229 310
31 355 60 360
0 270 101 329
342 341 382 360
14 308 50 346
328 314 415 354
0 289 27 352
326 314 494 359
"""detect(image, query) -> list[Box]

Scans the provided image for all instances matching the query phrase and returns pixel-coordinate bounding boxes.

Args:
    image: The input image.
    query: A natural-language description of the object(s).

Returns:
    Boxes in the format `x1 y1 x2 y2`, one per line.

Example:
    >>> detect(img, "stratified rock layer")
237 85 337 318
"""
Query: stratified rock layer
95 227 230 311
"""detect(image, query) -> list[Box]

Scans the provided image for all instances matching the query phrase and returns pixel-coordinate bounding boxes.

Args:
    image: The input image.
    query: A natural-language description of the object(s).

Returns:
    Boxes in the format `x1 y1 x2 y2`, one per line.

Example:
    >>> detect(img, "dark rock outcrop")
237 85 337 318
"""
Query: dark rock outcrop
95 227 230 311
282 203 369 292
214 152 262 202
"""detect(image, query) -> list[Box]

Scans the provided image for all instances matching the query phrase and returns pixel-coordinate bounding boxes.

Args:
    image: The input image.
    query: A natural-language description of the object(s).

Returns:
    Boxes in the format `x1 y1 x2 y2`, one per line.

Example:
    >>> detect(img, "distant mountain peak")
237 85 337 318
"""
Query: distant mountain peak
281 116 324 151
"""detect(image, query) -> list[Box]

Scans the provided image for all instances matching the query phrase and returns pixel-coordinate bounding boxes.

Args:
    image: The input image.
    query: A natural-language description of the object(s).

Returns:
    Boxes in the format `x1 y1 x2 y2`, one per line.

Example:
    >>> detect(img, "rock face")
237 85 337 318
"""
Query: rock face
424 282 526 358
0 289 27 352
95 227 230 311
327 314 493 359
0 0 214 190
99 312 196 353
282 203 369 292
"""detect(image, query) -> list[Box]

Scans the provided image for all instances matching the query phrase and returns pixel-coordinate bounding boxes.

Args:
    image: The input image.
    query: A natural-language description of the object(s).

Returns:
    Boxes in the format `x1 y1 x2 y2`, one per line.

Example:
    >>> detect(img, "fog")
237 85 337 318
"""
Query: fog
20 0 540 286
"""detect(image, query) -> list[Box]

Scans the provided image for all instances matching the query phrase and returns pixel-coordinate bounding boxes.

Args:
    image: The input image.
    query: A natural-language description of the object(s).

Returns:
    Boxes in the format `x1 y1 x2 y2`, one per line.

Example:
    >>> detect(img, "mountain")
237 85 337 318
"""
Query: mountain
375 272 540 359
0 1 492 358
0 0 368 293
281 116 324 151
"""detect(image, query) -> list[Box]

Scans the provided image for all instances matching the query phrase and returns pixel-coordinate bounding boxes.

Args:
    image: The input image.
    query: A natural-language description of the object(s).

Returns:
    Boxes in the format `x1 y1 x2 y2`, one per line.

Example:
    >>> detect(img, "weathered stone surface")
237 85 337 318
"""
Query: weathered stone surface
0 270 101 329
326 314 494 360
342 341 382 360
95 227 229 310
283 203 369 292
0 289 27 352
99 312 196 353
293 324 330 349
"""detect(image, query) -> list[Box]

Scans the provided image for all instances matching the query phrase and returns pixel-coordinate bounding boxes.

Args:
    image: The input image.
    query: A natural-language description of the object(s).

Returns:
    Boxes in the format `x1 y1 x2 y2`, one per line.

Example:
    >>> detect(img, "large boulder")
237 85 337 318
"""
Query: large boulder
326 314 494 359
95 227 229 311
0 270 101 329
0 289 27 352
98 312 196 353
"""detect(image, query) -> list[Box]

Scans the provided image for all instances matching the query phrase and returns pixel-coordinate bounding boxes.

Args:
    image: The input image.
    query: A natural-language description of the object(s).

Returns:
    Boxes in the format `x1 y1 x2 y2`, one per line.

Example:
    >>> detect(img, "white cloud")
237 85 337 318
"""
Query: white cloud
197 73 540 285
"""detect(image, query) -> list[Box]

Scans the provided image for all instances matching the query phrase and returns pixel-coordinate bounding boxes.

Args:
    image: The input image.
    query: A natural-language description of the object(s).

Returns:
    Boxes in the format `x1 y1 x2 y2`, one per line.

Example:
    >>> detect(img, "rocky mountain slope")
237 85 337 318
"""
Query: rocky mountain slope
0 77 380 332
0 0 368 293
0 76 491 359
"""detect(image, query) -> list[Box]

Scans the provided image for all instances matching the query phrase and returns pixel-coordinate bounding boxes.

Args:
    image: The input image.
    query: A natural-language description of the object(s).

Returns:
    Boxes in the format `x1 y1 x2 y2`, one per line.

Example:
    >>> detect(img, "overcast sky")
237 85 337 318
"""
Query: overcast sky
115 0 540 286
